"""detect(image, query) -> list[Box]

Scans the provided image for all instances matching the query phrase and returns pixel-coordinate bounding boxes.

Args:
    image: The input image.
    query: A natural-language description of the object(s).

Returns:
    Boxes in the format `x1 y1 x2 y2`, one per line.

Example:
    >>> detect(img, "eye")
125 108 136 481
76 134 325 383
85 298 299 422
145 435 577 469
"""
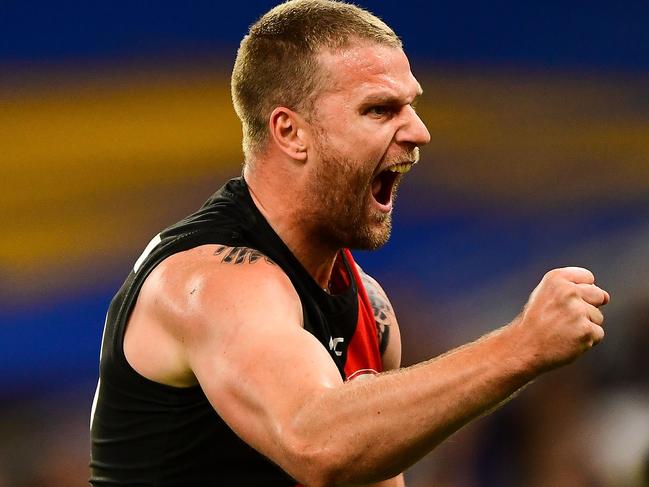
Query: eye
366 105 393 118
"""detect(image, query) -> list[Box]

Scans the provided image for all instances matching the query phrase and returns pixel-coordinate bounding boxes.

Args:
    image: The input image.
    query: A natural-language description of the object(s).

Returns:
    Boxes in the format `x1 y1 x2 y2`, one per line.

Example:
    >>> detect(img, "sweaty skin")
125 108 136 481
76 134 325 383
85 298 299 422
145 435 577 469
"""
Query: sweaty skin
123 42 609 487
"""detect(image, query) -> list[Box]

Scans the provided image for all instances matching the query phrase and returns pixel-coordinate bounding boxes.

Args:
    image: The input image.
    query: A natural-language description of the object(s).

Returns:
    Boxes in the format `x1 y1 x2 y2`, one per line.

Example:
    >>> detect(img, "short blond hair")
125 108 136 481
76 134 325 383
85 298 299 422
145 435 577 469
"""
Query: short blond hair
231 0 402 161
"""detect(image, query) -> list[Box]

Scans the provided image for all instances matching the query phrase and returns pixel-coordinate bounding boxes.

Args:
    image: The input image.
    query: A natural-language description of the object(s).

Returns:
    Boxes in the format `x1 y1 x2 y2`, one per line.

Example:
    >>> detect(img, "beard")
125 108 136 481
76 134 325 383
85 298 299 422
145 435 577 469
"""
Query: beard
301 130 396 251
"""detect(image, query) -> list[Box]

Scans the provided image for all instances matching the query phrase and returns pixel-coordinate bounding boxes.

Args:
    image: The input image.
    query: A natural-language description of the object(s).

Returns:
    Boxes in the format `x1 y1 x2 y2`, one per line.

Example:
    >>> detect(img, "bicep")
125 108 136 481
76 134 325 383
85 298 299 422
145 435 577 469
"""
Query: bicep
185 264 343 464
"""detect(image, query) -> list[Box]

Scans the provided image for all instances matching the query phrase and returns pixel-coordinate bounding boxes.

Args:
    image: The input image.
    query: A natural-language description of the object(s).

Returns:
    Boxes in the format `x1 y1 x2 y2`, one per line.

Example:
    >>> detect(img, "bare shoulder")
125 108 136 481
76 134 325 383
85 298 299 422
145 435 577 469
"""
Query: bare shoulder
355 264 402 370
126 243 302 386
146 244 301 330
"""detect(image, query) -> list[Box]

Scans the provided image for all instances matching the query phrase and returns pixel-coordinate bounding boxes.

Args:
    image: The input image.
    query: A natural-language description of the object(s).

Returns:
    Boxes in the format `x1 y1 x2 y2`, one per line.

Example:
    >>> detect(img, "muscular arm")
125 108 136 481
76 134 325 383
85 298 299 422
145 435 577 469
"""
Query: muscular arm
131 248 609 487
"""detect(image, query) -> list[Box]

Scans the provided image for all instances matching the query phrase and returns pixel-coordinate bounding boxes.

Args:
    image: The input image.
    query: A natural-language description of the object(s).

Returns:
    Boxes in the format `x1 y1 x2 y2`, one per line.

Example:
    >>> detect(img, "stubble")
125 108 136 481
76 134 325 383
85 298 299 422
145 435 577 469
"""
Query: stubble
303 129 393 251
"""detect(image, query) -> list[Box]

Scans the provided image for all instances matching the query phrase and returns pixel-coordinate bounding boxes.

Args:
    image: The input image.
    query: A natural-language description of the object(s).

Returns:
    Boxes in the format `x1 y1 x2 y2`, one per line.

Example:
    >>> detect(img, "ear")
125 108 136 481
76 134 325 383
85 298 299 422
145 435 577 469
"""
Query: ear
268 107 308 162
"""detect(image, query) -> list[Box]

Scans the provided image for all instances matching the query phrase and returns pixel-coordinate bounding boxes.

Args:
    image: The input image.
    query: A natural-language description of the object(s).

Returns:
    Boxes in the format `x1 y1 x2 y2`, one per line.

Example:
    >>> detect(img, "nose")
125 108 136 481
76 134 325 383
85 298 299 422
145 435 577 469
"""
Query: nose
396 105 431 147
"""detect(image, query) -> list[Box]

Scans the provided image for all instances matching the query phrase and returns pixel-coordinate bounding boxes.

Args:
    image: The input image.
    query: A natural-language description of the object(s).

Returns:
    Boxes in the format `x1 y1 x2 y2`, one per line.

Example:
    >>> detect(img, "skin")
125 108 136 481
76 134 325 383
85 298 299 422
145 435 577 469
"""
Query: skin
123 43 610 487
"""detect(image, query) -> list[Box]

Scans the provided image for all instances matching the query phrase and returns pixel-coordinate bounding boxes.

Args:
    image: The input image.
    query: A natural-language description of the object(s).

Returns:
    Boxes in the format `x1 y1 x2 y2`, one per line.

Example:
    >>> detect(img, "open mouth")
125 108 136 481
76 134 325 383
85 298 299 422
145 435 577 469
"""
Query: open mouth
371 162 414 206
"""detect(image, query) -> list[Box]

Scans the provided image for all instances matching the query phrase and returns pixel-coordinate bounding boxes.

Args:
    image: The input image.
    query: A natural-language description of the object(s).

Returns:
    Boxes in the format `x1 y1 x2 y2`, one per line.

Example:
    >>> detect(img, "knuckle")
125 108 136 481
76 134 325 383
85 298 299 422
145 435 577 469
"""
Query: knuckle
539 275 565 298
570 300 585 317
593 310 604 325
564 284 580 300
584 321 603 340
569 266 594 281
544 268 563 282
580 320 594 337
587 324 605 347
559 291 582 314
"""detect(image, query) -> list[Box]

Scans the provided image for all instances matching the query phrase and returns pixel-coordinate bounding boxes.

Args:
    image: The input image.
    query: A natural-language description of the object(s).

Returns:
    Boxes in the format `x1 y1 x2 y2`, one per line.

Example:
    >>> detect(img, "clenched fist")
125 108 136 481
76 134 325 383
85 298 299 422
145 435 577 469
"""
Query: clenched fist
511 267 610 373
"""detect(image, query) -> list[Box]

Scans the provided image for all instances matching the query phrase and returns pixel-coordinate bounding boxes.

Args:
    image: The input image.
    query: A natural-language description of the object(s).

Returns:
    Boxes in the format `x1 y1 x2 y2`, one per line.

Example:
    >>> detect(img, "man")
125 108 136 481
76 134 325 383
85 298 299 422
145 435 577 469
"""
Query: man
89 1 610 486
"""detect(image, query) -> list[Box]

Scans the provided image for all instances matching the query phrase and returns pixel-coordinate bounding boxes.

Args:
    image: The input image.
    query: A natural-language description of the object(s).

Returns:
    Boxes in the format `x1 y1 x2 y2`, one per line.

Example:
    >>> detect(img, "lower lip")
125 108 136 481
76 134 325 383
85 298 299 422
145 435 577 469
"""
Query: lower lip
370 192 393 213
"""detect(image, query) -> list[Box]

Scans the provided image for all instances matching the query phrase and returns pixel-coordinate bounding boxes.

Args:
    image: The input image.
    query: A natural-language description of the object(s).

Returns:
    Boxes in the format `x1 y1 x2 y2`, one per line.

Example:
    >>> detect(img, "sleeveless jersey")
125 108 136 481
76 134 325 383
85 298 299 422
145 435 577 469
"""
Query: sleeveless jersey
89 177 383 486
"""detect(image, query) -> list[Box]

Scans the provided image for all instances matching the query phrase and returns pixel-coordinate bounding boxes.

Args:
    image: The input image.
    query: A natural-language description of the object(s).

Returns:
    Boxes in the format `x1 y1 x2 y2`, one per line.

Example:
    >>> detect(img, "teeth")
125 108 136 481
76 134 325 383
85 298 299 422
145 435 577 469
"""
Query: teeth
387 162 413 174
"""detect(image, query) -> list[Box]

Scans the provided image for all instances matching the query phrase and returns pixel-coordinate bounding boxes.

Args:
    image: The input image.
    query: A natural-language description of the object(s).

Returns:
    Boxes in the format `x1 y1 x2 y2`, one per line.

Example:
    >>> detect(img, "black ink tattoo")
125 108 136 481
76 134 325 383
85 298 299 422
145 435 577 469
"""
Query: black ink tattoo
359 270 392 355
213 246 277 266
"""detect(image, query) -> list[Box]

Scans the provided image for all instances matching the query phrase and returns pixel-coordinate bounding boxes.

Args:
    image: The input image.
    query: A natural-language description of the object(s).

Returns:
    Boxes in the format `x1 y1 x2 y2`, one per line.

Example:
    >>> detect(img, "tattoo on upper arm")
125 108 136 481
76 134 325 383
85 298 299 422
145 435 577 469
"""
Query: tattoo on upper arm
360 270 393 355
213 246 277 266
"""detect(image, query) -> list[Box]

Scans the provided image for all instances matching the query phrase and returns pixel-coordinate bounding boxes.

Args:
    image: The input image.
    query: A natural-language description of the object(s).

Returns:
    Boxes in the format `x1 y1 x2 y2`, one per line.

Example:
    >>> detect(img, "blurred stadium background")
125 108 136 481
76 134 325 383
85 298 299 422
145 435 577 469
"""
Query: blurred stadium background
1 1 648 485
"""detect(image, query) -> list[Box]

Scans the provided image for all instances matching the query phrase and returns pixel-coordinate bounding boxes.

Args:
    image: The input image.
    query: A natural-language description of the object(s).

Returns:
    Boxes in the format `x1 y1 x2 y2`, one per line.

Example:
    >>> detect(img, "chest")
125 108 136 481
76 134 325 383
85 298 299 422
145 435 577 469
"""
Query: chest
300 289 382 380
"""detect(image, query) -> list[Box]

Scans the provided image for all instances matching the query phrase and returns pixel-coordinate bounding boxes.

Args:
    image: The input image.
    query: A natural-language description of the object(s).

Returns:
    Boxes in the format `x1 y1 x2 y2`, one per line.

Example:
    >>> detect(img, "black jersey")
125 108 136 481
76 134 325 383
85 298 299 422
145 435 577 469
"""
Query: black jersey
89 177 383 486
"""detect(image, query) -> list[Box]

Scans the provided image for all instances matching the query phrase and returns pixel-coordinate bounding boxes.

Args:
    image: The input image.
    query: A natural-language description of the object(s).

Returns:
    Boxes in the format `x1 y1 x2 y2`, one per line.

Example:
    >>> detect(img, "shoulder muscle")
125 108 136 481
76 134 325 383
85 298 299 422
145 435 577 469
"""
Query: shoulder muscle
129 244 301 383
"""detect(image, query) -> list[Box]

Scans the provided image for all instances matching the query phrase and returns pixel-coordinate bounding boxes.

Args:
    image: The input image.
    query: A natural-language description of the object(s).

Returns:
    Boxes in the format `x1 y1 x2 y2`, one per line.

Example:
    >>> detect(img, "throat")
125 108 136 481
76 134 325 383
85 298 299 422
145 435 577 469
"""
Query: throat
327 252 352 295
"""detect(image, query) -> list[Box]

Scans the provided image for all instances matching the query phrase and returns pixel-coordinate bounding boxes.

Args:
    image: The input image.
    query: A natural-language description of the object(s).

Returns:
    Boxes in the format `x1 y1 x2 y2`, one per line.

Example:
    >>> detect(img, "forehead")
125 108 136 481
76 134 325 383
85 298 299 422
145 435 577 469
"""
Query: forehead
317 43 422 102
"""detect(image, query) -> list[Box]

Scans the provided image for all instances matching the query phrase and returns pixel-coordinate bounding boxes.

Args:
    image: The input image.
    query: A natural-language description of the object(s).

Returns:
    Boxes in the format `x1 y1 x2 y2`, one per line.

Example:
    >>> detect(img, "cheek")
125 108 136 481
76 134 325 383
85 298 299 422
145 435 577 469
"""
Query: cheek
346 125 391 159
356 123 395 156
332 113 380 143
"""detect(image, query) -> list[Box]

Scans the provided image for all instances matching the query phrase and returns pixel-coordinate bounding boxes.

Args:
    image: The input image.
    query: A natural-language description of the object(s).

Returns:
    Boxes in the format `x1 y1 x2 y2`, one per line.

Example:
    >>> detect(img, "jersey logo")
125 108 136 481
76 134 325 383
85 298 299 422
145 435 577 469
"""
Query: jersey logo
328 336 344 357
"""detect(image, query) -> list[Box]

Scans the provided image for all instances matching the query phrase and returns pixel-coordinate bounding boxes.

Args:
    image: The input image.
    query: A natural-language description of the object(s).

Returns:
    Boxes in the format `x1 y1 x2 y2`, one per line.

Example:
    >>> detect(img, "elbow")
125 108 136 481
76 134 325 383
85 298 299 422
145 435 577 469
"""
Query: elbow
280 429 400 486
280 432 348 487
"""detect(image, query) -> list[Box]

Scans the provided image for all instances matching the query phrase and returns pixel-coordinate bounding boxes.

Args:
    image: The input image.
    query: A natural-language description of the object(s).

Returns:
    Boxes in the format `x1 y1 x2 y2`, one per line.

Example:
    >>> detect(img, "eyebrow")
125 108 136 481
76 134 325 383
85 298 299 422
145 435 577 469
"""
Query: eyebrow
360 88 423 107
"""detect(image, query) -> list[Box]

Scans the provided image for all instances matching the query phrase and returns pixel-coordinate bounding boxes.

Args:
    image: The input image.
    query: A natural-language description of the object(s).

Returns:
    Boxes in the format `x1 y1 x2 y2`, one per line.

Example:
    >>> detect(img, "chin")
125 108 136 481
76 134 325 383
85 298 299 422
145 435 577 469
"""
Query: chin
346 216 392 251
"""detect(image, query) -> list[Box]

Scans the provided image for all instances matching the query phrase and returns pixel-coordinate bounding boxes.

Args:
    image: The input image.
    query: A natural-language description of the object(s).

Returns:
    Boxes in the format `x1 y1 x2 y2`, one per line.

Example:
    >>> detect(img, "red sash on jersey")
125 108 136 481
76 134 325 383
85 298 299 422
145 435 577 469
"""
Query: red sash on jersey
295 250 383 487
338 249 383 380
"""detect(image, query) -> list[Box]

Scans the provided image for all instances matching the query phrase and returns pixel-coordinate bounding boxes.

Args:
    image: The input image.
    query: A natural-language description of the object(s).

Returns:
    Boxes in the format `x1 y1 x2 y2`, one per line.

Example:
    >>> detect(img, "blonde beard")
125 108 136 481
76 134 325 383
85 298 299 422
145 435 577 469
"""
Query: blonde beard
301 131 393 251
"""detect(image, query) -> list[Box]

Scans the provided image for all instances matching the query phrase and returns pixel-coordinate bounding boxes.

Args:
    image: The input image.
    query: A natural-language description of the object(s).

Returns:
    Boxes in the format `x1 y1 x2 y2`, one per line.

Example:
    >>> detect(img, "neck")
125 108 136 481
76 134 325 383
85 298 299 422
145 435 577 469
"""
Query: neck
244 164 340 290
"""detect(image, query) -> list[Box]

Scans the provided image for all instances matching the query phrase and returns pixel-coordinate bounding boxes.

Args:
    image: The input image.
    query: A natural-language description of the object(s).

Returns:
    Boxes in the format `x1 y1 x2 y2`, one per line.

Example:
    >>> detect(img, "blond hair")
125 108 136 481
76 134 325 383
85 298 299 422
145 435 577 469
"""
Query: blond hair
231 0 402 161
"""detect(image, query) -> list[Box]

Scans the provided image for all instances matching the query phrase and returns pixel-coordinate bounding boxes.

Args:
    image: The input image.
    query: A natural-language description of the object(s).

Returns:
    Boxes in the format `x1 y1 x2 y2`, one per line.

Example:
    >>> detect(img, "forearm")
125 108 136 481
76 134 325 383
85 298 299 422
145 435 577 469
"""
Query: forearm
288 324 533 485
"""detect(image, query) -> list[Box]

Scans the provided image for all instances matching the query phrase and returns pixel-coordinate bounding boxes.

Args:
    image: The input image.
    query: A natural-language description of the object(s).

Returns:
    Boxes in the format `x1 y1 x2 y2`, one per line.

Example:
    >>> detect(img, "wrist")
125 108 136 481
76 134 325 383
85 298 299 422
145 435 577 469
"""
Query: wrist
489 319 542 384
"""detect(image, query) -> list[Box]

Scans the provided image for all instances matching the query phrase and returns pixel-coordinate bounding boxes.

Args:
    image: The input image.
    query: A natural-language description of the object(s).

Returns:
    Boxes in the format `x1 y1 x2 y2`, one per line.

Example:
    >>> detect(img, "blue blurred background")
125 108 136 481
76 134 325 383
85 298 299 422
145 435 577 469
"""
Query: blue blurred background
1 1 648 485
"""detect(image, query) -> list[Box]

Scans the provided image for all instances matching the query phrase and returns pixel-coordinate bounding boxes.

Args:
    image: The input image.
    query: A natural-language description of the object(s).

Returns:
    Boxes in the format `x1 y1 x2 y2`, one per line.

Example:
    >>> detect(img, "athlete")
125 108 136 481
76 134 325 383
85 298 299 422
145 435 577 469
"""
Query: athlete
89 1 610 486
